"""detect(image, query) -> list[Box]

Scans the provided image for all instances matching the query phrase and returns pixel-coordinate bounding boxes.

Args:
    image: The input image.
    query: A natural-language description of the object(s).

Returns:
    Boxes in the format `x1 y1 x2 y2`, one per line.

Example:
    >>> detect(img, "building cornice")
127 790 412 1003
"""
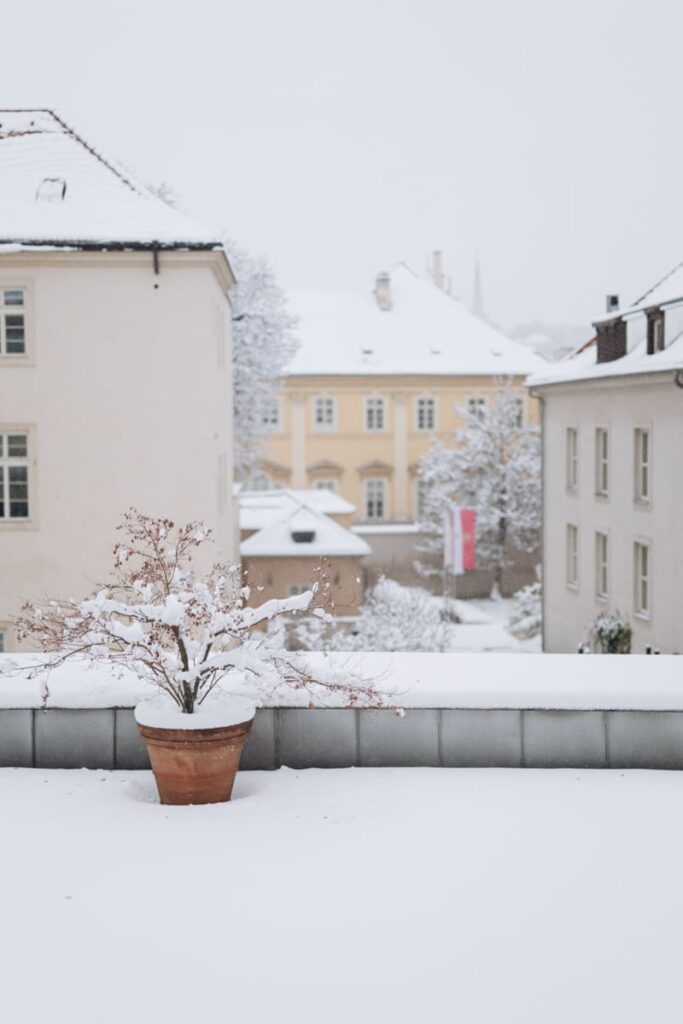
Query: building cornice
0 246 235 294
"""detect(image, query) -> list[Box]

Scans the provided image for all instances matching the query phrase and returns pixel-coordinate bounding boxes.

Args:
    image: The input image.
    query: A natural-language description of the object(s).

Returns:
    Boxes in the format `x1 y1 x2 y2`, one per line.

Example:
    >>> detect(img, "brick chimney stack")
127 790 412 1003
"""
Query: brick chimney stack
431 250 444 291
375 272 392 311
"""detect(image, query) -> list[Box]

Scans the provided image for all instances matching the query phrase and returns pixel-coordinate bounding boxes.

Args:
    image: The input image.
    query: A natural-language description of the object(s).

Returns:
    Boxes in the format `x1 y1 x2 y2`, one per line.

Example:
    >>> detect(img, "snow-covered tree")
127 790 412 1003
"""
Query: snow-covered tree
223 237 299 479
15 510 385 712
508 571 542 639
324 577 450 653
418 385 541 593
588 612 632 654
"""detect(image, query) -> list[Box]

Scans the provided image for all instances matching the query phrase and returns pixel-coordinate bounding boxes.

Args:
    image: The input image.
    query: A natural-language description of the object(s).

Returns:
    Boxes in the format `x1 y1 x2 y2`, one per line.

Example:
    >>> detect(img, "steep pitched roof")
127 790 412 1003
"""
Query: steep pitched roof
0 109 222 250
284 263 543 377
240 501 370 558
528 260 683 387
239 488 355 532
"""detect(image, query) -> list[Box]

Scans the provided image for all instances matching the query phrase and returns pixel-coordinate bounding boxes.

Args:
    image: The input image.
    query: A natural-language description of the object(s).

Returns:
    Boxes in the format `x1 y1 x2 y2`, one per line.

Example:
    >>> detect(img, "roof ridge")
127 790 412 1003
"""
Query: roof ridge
632 260 683 308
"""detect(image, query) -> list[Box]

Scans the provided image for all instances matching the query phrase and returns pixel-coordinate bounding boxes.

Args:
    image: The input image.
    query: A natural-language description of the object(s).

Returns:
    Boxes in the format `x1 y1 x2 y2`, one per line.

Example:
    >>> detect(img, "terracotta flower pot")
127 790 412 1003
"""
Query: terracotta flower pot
137 716 254 806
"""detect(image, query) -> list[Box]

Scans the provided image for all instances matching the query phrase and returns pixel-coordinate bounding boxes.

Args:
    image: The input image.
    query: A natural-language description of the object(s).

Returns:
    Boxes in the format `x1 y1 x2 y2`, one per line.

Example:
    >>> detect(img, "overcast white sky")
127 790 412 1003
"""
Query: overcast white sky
4 0 683 328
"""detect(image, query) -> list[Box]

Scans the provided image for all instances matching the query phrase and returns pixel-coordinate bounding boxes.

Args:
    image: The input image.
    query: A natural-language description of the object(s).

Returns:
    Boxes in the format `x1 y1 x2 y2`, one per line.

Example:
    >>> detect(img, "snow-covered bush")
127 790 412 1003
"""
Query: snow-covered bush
223 237 299 479
15 510 383 712
418 384 541 592
508 573 542 639
589 612 632 654
329 577 450 653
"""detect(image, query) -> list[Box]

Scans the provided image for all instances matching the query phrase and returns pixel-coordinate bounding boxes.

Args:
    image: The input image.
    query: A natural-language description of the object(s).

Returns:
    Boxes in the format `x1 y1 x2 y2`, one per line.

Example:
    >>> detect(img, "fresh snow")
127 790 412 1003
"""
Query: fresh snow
284 263 544 377
2 766 683 1024
240 502 370 558
240 488 356 532
0 110 220 247
3 650 683 710
134 693 256 730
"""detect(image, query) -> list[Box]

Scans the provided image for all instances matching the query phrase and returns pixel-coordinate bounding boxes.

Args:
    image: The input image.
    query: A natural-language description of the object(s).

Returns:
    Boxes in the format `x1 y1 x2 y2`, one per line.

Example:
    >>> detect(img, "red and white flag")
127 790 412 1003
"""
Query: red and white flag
444 505 476 575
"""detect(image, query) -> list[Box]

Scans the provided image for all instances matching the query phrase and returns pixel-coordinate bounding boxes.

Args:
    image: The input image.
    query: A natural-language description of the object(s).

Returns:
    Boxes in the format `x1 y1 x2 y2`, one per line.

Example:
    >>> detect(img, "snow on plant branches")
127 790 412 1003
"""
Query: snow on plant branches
15 510 386 713
417 383 541 592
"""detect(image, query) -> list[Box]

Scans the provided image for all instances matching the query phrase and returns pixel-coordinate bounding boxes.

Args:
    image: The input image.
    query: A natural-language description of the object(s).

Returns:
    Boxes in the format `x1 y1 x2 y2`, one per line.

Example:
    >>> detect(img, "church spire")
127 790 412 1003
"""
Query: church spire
472 257 485 320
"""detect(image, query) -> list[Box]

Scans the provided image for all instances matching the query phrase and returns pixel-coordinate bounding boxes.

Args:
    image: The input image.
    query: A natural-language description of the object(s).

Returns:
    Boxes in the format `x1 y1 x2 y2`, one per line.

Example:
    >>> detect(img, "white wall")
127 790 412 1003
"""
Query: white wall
541 375 683 653
0 250 234 648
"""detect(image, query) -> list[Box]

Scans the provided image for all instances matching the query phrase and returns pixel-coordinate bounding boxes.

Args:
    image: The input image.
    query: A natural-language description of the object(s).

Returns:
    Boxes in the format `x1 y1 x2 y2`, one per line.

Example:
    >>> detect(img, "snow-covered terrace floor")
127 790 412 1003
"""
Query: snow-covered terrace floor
3 766 681 1023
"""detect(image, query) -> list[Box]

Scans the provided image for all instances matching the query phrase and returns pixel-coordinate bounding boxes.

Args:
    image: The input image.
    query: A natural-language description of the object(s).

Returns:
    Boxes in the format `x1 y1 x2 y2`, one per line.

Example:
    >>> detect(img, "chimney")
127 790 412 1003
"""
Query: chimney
431 250 444 291
375 272 391 311
605 294 619 313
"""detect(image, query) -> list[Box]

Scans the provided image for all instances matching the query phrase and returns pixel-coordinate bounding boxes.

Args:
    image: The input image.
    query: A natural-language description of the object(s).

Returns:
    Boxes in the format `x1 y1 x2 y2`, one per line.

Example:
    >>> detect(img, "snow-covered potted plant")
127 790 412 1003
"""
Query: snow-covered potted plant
16 510 384 805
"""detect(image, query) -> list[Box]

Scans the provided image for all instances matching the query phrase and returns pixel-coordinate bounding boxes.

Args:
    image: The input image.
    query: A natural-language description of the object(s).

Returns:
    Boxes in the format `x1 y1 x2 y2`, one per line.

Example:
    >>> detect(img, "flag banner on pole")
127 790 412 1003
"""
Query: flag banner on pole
443 505 476 575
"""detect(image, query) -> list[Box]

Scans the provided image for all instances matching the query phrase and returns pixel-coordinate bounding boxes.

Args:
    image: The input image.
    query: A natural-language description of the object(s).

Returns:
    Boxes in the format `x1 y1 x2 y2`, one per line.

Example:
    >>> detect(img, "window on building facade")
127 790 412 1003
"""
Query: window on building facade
314 397 335 431
634 541 651 618
566 524 578 588
416 478 429 521
595 532 608 600
595 428 609 496
0 629 4 653
512 398 523 427
416 398 435 431
634 428 650 504
288 584 308 597
260 398 280 431
566 428 579 491
467 397 486 421
0 433 29 519
365 479 386 520
0 289 26 356
315 479 336 492
365 397 385 432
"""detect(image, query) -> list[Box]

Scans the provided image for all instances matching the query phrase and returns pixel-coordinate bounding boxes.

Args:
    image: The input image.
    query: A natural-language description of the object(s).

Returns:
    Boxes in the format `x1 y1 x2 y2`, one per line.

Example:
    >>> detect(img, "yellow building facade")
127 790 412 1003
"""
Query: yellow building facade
255 262 543 525
259 374 538 522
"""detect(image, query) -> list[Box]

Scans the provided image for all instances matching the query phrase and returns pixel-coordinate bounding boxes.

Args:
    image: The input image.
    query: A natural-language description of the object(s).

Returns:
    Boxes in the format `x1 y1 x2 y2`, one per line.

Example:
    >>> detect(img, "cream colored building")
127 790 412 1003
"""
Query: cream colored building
256 262 542 522
0 110 235 650
528 264 683 653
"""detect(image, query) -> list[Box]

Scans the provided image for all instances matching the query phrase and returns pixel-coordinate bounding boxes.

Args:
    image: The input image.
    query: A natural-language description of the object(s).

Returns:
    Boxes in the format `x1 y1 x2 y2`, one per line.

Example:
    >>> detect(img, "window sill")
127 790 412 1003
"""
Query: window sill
0 355 33 367
0 518 37 531
566 583 579 593
634 499 651 510
634 611 651 623
594 492 609 501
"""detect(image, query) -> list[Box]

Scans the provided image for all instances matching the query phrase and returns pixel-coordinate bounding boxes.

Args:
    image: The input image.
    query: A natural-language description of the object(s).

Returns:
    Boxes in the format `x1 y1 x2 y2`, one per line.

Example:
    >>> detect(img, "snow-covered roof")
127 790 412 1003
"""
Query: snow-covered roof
284 263 544 377
528 260 683 388
240 488 355 532
0 109 222 250
240 502 370 559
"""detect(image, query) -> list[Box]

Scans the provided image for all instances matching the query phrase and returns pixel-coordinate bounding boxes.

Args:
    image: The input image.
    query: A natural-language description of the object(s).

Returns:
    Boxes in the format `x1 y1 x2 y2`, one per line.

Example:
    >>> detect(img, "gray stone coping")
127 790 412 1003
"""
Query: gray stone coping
2 706 683 770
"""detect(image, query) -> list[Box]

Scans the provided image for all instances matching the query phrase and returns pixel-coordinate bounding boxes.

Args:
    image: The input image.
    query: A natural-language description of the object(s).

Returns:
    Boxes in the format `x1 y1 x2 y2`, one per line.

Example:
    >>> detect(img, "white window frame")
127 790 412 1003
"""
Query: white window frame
0 288 27 357
467 397 486 421
566 428 579 492
365 478 386 521
416 397 436 431
314 396 336 432
634 428 651 505
364 396 386 432
634 540 651 619
0 431 30 521
260 397 281 433
416 478 429 520
566 524 579 589
595 428 609 497
595 531 608 600
314 479 336 492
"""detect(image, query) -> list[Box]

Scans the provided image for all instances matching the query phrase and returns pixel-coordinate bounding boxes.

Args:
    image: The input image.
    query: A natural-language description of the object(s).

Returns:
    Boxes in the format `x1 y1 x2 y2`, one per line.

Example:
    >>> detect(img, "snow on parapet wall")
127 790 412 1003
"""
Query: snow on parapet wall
284 264 545 377
2 652 683 711
0 109 220 248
